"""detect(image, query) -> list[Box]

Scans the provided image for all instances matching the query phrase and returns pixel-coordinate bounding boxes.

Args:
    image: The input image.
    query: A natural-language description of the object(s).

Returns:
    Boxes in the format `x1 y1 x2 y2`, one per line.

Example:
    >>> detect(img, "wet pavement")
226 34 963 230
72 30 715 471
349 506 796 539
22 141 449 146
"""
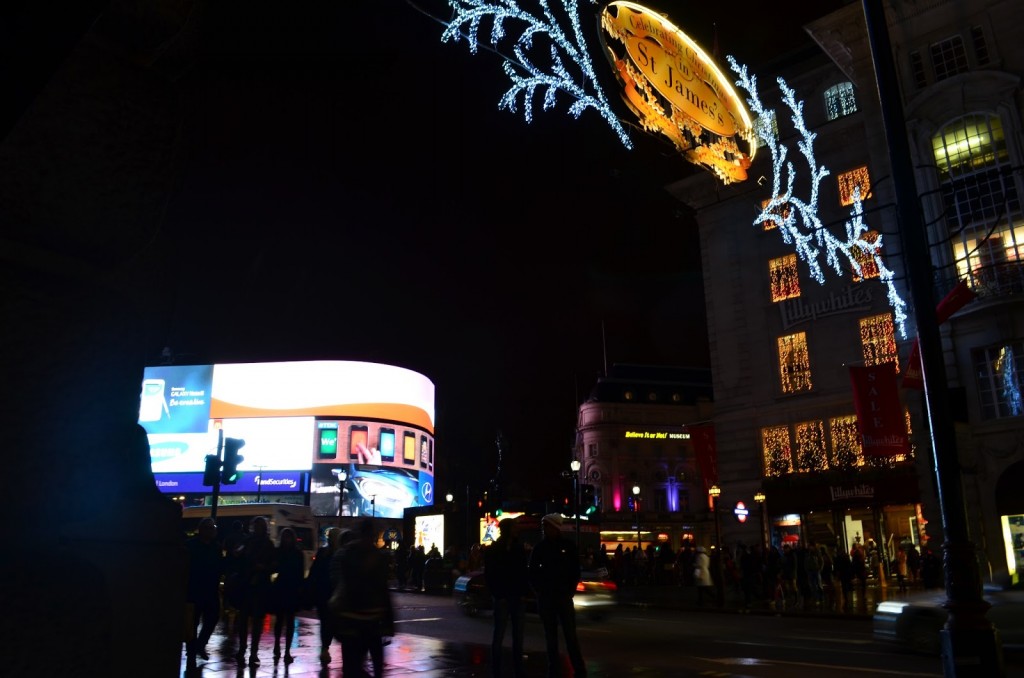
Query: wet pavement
180 581 907 676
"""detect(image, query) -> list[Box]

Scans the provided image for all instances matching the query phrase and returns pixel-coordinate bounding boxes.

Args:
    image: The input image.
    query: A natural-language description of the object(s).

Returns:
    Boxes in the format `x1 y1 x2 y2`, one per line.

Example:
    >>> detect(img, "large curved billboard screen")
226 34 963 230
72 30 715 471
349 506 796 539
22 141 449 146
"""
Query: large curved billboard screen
139 361 435 512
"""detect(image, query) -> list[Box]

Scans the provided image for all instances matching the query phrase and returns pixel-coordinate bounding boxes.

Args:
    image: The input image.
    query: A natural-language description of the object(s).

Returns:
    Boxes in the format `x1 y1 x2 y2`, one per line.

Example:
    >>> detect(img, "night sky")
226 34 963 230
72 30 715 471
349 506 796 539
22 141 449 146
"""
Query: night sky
148 0 846 499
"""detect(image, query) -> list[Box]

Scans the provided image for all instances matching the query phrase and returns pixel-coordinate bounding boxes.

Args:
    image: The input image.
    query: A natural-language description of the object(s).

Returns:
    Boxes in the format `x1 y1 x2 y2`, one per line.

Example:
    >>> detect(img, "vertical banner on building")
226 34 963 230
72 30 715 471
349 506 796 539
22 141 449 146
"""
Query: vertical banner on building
849 363 908 456
903 280 977 389
688 423 718 490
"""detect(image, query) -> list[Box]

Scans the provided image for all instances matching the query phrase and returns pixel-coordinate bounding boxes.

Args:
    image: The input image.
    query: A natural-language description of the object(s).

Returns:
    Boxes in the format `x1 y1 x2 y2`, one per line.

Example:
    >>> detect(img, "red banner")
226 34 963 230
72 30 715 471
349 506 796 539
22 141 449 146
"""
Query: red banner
903 280 978 389
688 423 718 489
849 363 908 456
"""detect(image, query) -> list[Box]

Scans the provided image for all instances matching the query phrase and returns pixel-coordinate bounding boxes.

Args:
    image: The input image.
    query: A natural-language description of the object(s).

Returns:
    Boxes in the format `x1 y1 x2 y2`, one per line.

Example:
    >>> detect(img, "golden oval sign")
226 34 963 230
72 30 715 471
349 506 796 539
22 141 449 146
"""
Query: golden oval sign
599 1 755 184
622 34 736 137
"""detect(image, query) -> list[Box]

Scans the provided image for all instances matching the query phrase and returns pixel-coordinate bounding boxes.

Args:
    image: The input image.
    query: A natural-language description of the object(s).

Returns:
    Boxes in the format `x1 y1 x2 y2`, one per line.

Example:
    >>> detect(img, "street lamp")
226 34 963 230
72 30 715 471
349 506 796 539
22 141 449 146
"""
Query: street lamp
708 484 724 607
570 459 581 547
753 491 767 553
632 484 641 551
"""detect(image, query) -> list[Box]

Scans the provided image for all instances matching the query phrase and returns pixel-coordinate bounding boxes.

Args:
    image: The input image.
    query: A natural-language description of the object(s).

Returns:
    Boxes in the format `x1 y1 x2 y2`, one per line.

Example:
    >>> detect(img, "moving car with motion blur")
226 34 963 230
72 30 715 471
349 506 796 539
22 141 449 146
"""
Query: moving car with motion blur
873 585 1024 654
454 566 618 620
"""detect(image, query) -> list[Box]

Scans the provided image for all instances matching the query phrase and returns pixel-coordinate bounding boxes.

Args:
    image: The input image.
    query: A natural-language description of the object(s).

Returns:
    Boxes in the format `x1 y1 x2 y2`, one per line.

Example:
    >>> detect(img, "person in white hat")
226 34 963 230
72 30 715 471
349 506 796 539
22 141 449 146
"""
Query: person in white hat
527 513 587 677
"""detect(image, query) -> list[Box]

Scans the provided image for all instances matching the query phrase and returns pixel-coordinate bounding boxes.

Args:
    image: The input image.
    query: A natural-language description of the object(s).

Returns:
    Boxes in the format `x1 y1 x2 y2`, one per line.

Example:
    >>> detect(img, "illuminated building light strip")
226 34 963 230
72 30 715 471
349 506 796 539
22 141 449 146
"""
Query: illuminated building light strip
728 57 909 338
441 0 633 148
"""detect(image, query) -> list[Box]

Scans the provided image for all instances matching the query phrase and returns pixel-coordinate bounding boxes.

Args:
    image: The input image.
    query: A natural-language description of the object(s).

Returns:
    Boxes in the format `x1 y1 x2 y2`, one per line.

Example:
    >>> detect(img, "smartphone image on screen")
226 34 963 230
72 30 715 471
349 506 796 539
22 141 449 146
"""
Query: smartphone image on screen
404 432 416 468
319 425 338 459
349 425 369 460
419 436 429 469
379 428 395 462
139 378 167 423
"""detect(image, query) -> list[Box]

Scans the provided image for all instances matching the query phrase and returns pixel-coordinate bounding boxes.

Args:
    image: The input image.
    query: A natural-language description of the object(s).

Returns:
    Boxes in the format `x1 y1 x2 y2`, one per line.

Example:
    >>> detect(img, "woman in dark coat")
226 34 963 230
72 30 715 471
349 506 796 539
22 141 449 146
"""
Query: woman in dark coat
308 527 343 665
272 527 305 663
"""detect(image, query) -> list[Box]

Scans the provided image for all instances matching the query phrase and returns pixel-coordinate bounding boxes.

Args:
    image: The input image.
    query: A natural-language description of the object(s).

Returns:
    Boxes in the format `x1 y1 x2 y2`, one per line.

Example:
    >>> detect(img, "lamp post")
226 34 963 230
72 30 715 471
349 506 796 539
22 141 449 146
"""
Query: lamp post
255 465 267 503
709 484 724 607
632 484 641 551
570 459 581 547
753 491 767 553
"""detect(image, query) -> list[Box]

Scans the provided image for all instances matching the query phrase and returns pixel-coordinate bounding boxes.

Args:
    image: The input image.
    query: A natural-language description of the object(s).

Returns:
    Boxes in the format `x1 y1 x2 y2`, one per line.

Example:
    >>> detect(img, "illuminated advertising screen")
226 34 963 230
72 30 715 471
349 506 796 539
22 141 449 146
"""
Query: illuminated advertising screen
140 361 435 512
414 514 445 554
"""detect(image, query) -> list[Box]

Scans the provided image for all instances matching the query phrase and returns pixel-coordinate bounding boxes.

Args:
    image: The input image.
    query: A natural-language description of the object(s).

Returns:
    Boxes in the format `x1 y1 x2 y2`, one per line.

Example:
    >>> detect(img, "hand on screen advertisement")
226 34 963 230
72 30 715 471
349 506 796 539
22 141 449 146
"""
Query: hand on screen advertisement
355 443 383 465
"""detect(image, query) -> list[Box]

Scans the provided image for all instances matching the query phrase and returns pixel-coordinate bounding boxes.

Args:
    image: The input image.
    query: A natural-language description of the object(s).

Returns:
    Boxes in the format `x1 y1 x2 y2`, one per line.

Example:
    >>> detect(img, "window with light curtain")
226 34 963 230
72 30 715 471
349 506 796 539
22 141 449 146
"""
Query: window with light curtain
778 332 813 393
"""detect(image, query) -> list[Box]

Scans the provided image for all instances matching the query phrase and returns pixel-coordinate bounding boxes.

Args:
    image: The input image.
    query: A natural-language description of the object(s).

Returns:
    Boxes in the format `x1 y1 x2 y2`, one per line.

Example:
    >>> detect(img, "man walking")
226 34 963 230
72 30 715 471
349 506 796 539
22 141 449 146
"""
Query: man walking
485 517 528 677
528 514 586 678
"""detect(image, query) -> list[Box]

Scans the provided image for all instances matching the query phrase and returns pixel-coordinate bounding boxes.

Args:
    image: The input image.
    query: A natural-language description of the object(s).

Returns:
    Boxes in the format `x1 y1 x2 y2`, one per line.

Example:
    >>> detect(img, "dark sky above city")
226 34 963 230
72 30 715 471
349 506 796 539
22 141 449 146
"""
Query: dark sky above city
151 0 847 498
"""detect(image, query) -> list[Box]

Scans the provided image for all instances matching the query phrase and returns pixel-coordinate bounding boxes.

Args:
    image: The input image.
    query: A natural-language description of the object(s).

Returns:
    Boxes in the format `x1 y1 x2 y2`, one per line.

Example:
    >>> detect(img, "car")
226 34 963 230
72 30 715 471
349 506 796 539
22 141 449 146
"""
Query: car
873 585 1024 654
453 567 618 620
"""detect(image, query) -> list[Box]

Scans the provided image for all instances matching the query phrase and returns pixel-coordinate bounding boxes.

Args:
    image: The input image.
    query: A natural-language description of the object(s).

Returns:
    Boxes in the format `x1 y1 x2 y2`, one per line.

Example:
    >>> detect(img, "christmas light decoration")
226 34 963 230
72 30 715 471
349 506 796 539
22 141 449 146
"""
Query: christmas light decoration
859 313 899 369
795 420 828 472
829 415 864 469
761 425 792 477
778 332 812 394
441 0 632 148
729 57 909 338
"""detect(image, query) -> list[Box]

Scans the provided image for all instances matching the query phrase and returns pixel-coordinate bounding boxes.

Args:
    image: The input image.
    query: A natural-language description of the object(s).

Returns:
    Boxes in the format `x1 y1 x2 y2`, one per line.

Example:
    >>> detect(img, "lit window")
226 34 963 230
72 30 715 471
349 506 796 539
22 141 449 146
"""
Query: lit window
624 391 634 401
769 254 801 301
829 415 864 469
860 313 899 369
824 82 858 120
931 35 968 81
934 115 1024 296
838 166 872 206
975 341 1024 419
851 231 881 281
794 420 828 472
762 425 792 477
778 332 813 393
761 197 791 231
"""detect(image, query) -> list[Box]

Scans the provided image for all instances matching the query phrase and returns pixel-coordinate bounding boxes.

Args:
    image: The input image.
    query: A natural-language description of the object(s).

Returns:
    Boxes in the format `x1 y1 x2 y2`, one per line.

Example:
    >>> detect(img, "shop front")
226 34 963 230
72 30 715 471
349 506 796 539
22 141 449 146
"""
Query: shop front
762 467 925 571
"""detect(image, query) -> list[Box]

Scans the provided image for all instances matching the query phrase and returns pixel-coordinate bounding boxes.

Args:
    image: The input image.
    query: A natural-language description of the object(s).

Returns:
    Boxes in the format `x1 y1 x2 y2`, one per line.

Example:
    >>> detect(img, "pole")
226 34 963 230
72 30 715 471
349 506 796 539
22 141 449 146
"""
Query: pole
632 485 641 550
210 429 223 522
255 465 266 504
713 494 724 607
861 2 1003 674
755 492 767 552
571 459 582 548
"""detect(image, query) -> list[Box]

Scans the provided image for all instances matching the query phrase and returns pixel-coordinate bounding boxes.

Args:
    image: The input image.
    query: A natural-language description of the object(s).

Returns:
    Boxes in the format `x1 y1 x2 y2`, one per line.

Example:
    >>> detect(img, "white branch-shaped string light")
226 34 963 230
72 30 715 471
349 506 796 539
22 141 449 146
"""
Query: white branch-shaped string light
729 56 908 338
441 0 632 148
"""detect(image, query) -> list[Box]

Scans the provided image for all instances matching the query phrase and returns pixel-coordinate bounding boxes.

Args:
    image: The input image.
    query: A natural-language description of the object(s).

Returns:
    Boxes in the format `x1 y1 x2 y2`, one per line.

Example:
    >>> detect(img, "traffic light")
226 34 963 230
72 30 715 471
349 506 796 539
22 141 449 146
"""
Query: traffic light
202 454 220 486
581 484 597 515
221 437 245 484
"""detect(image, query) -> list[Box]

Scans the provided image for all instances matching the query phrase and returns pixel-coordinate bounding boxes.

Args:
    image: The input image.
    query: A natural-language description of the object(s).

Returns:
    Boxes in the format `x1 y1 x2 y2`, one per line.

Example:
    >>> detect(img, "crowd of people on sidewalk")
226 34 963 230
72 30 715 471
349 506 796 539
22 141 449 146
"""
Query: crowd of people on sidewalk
184 516 394 677
570 536 942 613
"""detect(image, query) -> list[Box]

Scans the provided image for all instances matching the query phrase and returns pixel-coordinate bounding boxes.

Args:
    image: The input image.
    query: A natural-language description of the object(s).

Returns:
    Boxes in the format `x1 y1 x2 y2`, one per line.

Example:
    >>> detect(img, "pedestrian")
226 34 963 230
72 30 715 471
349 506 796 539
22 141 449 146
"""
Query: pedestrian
693 546 714 606
235 516 276 666
528 513 587 678
308 527 344 665
185 517 223 662
833 547 853 611
409 545 426 591
896 545 909 593
804 541 824 607
272 527 304 663
395 543 410 589
485 517 528 678
331 518 394 678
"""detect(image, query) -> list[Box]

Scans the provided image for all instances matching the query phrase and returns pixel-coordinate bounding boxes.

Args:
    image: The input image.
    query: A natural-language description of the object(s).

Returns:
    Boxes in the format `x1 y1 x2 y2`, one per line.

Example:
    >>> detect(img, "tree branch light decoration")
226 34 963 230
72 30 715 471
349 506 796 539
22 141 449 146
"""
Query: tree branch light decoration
728 56 909 339
441 0 632 148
